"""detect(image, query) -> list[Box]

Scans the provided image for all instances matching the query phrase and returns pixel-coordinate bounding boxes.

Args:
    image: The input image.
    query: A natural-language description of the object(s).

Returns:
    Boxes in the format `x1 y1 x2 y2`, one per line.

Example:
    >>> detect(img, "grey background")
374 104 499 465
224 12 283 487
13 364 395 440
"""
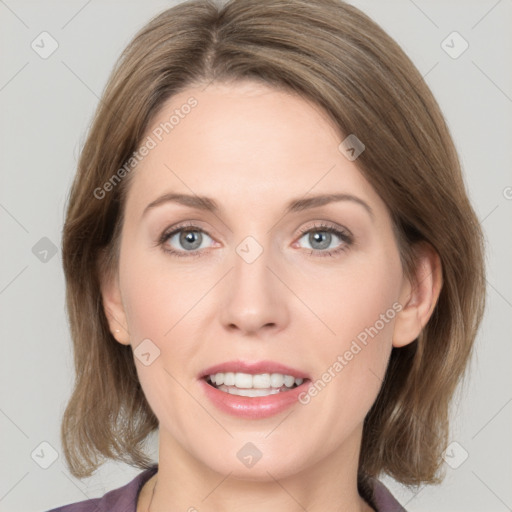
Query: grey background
1 1 511 511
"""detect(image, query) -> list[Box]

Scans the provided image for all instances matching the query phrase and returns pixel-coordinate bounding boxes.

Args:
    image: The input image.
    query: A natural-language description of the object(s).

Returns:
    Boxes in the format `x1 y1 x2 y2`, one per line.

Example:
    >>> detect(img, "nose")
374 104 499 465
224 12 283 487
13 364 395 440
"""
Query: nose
219 242 290 336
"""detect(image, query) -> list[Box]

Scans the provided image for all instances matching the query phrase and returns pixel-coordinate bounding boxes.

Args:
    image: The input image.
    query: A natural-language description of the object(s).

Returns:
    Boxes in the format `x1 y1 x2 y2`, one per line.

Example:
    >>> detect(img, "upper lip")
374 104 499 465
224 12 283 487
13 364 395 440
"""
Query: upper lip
199 360 310 380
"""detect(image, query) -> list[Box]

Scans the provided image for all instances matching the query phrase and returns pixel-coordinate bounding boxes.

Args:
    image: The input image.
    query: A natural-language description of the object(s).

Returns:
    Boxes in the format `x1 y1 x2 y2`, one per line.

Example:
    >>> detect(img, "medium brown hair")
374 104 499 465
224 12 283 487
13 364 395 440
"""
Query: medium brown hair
61 0 485 486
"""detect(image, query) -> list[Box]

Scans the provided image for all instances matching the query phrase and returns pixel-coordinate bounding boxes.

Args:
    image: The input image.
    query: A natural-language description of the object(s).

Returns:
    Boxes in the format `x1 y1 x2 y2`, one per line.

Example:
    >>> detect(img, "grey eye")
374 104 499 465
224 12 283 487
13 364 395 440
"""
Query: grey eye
166 229 213 252
298 230 343 251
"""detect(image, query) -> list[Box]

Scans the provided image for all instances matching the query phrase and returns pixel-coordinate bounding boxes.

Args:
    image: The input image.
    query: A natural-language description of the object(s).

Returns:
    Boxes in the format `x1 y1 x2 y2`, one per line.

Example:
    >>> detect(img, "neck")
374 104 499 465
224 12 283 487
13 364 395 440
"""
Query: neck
144 427 374 512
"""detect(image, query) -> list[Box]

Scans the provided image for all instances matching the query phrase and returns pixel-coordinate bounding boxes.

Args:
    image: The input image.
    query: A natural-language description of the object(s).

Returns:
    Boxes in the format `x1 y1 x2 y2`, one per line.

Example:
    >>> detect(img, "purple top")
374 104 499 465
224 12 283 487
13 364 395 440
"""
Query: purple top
46 464 407 512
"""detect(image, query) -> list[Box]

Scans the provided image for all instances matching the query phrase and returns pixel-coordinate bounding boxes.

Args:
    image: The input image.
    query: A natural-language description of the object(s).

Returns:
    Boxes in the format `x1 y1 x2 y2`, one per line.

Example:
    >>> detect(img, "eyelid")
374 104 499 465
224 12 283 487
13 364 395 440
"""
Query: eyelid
296 221 353 239
158 220 213 240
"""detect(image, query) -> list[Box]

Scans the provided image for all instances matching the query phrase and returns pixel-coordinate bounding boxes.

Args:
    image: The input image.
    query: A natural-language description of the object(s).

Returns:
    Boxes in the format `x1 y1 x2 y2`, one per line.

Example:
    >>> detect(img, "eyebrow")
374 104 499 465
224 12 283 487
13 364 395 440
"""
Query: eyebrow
142 192 374 219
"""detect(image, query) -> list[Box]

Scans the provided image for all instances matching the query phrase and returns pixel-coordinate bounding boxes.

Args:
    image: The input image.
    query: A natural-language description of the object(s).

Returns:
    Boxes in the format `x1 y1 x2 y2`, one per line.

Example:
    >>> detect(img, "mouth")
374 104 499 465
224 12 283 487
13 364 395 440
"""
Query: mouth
198 361 311 418
199 360 310 398
203 372 307 397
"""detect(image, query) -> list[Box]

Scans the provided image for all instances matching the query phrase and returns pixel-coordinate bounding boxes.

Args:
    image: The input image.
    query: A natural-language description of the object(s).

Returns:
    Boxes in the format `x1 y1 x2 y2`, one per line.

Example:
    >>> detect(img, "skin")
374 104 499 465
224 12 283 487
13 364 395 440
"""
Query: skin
100 80 442 512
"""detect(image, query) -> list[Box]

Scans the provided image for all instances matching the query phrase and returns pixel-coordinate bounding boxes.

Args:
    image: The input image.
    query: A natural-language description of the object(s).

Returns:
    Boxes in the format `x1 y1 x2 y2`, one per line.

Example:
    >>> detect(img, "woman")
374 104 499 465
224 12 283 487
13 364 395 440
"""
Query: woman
47 0 485 510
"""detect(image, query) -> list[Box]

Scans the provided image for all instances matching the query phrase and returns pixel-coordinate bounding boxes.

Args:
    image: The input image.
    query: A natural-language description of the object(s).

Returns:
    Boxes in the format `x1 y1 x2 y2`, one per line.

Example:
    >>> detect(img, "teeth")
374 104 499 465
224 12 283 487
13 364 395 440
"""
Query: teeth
270 373 284 388
218 385 282 397
284 375 295 387
235 372 253 388
253 373 271 388
223 372 236 386
208 372 304 389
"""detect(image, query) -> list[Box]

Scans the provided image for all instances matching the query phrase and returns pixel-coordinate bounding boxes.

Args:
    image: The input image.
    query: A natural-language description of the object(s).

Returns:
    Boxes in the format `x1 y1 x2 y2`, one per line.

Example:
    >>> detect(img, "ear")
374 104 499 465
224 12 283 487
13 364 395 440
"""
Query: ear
97 250 130 346
393 242 443 348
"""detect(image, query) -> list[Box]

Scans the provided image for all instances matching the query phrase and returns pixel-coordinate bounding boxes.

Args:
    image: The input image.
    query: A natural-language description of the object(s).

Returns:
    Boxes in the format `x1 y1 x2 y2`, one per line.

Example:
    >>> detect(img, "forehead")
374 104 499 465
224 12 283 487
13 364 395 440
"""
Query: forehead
124 81 381 218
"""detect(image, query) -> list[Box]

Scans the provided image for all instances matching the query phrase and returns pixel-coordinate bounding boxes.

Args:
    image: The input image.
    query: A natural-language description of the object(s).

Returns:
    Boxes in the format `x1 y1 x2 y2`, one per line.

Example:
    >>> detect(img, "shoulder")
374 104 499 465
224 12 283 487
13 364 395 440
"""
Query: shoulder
45 464 158 512
370 478 408 512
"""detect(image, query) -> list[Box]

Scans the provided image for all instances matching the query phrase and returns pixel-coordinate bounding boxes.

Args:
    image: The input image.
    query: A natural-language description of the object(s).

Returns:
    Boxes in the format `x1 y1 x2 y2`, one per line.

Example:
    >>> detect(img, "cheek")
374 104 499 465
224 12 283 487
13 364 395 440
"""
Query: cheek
118 243 209 408
119 241 206 341
302 247 402 414
316 247 403 348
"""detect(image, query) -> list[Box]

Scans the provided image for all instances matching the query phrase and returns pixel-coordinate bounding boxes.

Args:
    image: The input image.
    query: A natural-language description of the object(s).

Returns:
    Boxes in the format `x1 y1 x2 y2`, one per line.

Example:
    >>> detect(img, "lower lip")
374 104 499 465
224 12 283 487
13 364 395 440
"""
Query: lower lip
199 378 310 419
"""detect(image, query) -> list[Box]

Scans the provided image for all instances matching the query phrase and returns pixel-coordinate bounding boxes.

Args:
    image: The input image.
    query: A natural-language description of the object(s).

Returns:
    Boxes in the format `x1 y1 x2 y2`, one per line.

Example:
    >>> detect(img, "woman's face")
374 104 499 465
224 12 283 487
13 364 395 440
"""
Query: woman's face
106 80 412 480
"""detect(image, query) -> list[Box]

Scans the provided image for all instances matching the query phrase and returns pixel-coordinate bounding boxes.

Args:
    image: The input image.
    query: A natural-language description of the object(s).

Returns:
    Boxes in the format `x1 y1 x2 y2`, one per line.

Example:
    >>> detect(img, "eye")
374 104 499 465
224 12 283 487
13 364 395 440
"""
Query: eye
159 223 215 257
296 223 353 257
157 221 353 259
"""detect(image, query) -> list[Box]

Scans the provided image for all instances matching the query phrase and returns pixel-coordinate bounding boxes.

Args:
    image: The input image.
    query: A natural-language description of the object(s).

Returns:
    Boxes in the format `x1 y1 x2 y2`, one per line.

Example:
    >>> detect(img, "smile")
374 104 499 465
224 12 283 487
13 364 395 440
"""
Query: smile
199 360 311 418
206 372 304 397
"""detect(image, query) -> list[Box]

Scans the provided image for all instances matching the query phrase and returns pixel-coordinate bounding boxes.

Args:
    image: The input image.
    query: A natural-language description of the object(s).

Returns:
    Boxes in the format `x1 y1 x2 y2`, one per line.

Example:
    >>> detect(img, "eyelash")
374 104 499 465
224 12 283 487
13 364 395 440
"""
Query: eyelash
157 221 353 259
157 221 210 259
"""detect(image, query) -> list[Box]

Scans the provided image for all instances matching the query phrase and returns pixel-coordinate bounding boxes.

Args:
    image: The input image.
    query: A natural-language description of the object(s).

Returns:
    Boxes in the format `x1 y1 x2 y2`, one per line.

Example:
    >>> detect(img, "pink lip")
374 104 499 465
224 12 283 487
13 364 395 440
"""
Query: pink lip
199 359 310 379
199 378 311 419
198 360 311 419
